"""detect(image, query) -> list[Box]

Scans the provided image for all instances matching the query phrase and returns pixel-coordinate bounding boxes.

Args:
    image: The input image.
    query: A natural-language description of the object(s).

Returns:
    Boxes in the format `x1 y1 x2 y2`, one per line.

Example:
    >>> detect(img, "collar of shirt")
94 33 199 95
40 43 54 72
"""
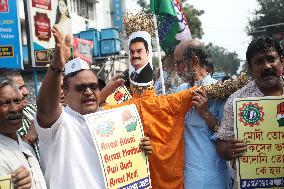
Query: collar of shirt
64 105 86 121
0 134 34 157
194 74 217 86
135 62 149 74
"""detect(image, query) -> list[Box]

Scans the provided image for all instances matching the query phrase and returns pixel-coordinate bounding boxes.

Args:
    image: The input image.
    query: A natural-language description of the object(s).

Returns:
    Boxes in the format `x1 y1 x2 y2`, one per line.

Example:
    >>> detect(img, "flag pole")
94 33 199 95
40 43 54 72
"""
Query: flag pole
153 14 166 95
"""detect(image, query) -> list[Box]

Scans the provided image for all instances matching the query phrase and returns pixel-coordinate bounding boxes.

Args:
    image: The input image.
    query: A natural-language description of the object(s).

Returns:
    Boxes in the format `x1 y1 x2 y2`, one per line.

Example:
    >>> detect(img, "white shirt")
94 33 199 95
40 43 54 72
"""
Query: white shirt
0 134 47 189
35 106 105 189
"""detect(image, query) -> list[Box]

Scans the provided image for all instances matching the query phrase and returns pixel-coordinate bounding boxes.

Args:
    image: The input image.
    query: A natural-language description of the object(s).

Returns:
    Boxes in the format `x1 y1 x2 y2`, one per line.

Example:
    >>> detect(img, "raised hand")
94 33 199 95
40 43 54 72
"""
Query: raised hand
51 26 71 69
109 73 125 90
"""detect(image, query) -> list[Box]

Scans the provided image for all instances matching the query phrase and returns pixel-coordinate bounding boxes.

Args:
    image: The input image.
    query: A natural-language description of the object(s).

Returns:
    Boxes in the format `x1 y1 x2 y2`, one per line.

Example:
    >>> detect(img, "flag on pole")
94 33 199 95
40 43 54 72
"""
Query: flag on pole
150 0 192 55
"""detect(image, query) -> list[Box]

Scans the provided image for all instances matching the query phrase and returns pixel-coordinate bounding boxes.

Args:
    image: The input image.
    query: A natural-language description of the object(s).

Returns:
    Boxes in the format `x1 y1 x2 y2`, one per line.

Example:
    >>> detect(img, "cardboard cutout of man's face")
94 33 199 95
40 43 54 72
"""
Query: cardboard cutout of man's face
128 31 153 87
129 42 149 70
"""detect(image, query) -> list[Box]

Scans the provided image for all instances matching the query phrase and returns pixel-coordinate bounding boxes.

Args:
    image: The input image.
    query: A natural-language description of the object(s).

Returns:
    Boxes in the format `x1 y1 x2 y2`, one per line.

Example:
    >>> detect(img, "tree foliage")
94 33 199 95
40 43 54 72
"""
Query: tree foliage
136 0 204 38
206 43 241 76
180 0 204 39
247 0 284 37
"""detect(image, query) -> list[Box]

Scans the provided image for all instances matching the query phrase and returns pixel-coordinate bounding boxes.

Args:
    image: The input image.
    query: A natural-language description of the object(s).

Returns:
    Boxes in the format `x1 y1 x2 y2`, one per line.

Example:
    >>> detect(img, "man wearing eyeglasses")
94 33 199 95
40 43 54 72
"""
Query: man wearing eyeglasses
35 27 152 189
129 37 153 85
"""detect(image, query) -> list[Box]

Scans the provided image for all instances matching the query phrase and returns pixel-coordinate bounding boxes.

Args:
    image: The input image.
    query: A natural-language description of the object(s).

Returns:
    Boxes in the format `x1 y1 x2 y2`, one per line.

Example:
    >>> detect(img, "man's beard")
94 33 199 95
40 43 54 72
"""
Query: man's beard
177 65 197 84
257 69 283 88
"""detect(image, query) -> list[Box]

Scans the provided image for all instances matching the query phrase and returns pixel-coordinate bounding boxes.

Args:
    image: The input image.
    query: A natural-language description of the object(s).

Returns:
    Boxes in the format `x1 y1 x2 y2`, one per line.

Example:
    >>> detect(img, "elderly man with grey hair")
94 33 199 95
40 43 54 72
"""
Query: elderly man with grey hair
0 77 46 189
174 39 231 188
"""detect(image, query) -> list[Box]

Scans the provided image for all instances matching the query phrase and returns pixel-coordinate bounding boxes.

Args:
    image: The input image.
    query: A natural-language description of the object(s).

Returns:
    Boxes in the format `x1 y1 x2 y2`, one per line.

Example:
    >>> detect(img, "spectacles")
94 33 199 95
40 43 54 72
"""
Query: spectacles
130 48 145 55
74 83 99 93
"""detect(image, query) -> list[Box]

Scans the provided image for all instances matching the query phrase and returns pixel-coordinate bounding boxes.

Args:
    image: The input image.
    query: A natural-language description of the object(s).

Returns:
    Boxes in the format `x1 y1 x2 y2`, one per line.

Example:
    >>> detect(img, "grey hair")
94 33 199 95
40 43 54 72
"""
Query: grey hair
0 76 20 93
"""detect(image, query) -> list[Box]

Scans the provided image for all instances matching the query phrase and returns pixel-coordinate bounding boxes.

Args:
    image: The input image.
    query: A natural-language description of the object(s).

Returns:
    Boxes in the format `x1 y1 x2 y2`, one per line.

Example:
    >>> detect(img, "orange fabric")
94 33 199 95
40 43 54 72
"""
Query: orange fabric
104 87 196 189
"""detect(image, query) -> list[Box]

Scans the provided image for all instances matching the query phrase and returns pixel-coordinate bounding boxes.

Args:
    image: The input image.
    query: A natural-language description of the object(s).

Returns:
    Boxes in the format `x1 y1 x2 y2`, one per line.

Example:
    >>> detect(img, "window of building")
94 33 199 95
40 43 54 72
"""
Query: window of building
71 0 94 19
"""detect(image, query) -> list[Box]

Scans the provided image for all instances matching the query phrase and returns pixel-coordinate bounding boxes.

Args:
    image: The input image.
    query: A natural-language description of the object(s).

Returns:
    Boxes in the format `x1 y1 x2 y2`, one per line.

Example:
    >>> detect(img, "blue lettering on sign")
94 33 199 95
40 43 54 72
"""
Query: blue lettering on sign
240 177 284 188
118 177 151 189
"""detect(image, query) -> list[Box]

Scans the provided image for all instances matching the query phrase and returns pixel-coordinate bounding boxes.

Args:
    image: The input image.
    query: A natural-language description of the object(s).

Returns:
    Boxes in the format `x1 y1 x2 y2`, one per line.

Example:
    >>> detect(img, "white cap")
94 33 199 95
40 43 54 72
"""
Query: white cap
64 57 90 75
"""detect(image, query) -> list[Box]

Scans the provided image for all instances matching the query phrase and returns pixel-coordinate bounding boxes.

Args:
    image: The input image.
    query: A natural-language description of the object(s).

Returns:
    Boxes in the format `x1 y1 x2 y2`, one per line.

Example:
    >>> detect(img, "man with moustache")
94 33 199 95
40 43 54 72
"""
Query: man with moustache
0 77 47 189
216 36 284 188
35 27 152 189
129 37 153 85
0 68 39 160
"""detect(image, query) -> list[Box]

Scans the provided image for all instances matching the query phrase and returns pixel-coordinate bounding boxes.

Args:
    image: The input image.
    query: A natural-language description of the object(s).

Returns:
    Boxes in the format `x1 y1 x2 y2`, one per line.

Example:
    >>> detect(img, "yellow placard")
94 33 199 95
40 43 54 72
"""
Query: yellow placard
105 86 132 105
85 104 151 189
234 97 284 189
0 175 13 189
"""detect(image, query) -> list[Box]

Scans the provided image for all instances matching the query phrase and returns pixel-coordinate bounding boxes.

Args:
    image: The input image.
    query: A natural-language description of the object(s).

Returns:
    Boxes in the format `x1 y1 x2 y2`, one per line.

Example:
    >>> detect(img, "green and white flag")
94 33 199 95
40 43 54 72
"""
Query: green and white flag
150 0 192 55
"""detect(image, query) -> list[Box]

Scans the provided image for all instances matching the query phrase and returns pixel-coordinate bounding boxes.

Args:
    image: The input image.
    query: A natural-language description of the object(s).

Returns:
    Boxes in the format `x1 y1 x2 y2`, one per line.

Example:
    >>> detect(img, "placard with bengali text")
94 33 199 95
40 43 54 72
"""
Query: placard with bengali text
85 104 151 189
234 97 284 189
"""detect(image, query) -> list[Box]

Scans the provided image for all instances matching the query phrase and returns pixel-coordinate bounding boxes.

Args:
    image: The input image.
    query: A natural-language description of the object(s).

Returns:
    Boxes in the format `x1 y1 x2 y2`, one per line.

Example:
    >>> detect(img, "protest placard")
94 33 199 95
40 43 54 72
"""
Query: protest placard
234 97 284 188
0 175 13 189
85 104 151 189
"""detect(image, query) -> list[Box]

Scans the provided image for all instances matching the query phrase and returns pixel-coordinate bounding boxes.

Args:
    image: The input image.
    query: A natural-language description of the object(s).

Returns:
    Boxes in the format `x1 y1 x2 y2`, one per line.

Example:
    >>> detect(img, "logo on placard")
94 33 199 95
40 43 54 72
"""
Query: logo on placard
114 90 131 104
95 121 115 137
276 102 284 127
238 102 264 127
121 110 137 132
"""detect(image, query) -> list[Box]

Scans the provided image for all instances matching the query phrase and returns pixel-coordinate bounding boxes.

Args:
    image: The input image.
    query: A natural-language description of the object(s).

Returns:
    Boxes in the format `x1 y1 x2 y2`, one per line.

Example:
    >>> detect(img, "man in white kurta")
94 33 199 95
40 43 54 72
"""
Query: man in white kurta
35 27 151 189
35 106 105 188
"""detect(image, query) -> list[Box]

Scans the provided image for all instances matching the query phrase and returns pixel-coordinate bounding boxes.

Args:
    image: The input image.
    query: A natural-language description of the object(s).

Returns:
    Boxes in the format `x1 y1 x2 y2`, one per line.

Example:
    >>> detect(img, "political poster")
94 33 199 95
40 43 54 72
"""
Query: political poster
0 0 23 69
73 37 93 64
234 97 284 189
85 105 151 189
26 0 72 66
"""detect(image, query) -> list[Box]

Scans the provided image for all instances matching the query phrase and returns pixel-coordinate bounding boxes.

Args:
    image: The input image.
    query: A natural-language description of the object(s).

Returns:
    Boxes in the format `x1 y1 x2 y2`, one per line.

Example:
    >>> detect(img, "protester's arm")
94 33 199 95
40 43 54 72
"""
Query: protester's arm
99 74 125 105
36 27 70 128
215 95 247 160
12 166 32 189
22 120 38 145
216 139 247 160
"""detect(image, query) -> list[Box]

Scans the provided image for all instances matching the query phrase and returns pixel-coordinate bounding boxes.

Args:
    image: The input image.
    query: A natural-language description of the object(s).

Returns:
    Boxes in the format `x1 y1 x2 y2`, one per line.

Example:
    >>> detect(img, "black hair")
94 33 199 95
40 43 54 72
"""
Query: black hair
0 68 21 79
183 45 210 68
246 36 283 67
129 37 149 52
98 78 106 91
55 0 71 24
